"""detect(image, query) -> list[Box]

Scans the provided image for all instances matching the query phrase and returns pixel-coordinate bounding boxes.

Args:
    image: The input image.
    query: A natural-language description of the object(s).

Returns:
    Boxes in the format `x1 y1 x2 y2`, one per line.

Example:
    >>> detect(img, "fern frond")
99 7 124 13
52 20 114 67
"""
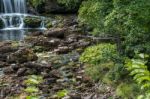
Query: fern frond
125 54 150 93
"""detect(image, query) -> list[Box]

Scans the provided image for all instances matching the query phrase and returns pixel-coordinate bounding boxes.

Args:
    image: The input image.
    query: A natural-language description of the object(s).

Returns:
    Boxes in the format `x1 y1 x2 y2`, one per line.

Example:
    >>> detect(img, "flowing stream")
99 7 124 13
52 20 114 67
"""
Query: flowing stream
0 0 46 41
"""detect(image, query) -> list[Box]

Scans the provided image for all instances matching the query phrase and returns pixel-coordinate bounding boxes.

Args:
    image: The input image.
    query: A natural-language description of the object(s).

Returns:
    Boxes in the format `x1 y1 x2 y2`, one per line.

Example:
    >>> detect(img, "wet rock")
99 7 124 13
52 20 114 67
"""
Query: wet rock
24 16 42 28
44 78 57 84
0 19 4 29
0 61 9 68
54 46 73 54
69 93 81 99
65 34 78 44
0 46 18 54
63 17 78 27
25 36 60 50
44 28 66 38
3 66 15 74
0 54 7 62
17 68 27 76
29 31 43 36
49 70 61 78
24 68 37 75
10 64 20 71
7 48 38 63
22 62 51 69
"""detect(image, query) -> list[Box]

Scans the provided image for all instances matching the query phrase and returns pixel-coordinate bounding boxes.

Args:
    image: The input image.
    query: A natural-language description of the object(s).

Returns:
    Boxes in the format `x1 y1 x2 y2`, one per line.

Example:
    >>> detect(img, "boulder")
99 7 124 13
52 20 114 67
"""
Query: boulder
25 36 61 50
24 16 42 28
44 28 66 38
7 48 38 63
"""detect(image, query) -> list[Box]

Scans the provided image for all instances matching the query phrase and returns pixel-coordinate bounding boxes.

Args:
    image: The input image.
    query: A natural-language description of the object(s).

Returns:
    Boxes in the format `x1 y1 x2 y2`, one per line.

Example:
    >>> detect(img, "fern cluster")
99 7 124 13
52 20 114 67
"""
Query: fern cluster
125 54 150 98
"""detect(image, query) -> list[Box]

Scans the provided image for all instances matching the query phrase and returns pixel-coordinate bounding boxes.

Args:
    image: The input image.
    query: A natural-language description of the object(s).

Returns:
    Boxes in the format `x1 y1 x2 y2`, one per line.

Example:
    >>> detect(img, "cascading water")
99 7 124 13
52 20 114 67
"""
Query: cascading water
0 0 46 41
1 0 26 13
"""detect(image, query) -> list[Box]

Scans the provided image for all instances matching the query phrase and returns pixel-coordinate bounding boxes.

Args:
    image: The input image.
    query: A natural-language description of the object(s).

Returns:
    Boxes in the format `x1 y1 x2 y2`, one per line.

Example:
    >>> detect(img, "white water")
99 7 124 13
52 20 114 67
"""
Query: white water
1 0 26 13
0 0 46 41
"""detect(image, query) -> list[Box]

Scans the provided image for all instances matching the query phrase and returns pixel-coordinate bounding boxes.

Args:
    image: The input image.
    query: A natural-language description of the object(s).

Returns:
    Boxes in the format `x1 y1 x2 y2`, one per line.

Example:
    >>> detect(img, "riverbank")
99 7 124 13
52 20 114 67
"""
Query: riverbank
0 14 115 99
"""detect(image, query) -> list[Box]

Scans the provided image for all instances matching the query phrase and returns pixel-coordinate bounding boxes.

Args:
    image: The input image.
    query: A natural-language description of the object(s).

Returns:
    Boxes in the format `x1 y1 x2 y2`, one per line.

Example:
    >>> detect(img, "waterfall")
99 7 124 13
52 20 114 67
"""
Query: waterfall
1 0 26 13
14 0 26 13
0 0 27 29
0 0 46 41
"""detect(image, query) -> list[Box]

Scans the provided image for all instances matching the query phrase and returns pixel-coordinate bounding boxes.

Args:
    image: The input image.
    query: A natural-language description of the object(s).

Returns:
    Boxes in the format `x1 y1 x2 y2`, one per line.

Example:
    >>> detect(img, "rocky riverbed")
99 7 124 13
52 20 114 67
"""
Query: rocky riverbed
0 15 115 99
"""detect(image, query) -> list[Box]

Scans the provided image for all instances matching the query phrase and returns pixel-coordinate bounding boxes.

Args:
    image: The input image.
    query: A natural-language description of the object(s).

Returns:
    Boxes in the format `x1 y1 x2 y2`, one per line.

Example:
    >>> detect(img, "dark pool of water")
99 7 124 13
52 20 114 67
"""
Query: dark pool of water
0 29 45 41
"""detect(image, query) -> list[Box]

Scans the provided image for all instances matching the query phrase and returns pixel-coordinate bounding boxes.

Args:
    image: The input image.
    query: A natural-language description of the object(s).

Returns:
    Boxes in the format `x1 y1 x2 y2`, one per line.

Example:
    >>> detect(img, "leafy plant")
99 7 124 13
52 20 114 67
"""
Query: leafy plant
29 0 45 8
23 75 43 99
78 0 150 55
78 0 113 35
26 96 39 99
25 86 39 93
80 43 117 65
24 75 43 86
54 89 69 99
125 53 150 98
116 83 141 99
80 43 126 83
57 0 81 10
125 54 150 90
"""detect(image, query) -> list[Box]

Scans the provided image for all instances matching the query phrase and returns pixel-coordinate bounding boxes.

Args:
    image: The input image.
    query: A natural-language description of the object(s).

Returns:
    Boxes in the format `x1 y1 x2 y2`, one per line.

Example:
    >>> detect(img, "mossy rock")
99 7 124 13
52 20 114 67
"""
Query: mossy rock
24 16 42 28
44 18 53 28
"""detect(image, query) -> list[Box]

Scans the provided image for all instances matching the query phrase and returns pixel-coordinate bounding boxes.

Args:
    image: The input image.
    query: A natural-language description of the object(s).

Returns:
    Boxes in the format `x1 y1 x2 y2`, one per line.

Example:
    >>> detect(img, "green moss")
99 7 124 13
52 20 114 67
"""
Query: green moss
24 16 42 28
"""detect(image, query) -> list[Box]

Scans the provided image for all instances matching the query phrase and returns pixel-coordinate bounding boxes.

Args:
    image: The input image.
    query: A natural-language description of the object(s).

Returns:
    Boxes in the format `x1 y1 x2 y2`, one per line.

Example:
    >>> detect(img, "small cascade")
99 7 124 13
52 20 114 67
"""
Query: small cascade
1 0 26 13
0 0 46 41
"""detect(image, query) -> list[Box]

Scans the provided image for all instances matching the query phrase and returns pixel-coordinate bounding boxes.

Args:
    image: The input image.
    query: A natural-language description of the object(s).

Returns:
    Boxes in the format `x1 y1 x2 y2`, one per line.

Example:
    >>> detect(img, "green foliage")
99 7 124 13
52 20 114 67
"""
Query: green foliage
137 93 150 99
24 75 43 86
25 86 39 93
80 43 117 65
116 83 141 99
57 0 81 10
78 0 150 97
125 54 150 91
24 16 42 28
29 0 45 8
85 62 115 82
105 0 150 55
54 89 69 98
26 96 39 99
79 0 150 55
80 44 127 83
24 75 43 98
78 0 113 35
125 53 150 98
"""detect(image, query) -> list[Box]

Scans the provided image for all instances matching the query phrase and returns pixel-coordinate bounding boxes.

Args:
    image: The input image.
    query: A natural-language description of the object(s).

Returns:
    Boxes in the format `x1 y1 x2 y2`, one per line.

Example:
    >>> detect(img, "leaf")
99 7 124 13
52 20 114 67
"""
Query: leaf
56 89 69 98
25 86 39 93
26 96 39 99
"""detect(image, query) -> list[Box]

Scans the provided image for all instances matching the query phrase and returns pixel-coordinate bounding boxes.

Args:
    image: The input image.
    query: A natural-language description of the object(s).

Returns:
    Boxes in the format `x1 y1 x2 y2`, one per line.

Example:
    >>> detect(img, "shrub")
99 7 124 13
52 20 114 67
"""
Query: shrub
116 83 141 99
78 0 113 35
29 0 45 8
125 53 150 97
80 43 118 65
80 43 127 82
78 0 150 56
57 0 82 10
